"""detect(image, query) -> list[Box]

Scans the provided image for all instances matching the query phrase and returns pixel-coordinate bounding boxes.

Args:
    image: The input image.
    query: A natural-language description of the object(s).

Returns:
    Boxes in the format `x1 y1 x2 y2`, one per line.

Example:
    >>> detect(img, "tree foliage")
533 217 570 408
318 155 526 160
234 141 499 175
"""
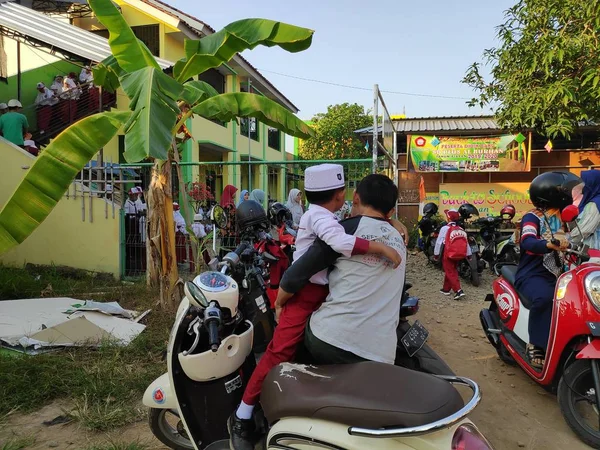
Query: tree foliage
462 0 600 138
299 103 371 160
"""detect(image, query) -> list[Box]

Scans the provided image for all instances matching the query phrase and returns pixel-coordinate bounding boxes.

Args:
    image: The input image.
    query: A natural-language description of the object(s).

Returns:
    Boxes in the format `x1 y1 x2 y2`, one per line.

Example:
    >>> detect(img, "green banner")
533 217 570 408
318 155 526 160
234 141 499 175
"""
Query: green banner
409 134 530 172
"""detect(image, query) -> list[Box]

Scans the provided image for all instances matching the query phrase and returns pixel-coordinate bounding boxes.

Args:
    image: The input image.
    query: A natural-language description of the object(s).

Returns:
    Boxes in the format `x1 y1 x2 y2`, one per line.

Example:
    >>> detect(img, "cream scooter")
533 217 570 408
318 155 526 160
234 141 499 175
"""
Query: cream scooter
144 208 493 450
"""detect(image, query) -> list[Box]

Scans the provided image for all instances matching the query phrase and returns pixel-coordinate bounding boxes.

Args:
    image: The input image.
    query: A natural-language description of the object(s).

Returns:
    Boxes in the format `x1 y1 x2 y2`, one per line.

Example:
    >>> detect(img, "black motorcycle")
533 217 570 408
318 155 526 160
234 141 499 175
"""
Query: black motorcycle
472 215 519 275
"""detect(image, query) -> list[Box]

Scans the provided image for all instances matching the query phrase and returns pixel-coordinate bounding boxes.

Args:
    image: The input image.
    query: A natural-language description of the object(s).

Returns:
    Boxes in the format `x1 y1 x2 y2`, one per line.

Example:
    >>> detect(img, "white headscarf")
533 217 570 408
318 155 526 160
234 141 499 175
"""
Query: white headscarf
286 188 304 226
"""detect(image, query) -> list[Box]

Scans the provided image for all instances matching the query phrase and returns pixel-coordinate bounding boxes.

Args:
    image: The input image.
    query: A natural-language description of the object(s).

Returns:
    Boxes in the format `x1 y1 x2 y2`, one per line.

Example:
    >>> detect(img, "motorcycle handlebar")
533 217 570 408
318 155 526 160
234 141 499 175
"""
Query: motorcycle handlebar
234 242 250 257
207 320 220 352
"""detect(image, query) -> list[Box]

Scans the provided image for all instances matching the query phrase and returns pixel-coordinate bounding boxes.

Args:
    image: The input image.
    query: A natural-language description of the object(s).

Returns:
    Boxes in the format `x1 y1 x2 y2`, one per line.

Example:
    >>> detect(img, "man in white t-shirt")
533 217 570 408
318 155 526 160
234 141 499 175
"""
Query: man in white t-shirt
280 174 407 365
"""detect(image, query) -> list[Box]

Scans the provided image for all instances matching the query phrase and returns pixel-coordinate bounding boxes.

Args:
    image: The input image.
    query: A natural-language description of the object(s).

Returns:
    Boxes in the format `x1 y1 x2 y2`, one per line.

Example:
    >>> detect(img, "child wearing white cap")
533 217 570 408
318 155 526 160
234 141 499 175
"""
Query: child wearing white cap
230 163 402 450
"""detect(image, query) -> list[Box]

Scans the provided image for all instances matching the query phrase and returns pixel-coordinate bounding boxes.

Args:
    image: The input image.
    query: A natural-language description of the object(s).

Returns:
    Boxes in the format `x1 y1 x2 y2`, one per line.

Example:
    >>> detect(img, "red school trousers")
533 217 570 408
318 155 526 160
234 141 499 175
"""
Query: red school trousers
442 256 461 292
242 282 329 405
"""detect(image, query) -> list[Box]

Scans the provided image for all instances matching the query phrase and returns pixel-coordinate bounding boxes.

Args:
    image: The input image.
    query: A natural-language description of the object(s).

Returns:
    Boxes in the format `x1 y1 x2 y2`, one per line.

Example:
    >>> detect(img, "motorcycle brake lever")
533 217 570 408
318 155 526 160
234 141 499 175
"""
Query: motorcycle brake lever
183 321 201 356
186 317 201 335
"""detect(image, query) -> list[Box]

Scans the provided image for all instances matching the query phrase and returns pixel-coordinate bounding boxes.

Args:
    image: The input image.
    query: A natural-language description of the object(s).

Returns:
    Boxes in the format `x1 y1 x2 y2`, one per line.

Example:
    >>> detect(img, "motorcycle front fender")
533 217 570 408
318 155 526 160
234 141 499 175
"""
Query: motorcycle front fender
143 373 177 409
576 339 600 360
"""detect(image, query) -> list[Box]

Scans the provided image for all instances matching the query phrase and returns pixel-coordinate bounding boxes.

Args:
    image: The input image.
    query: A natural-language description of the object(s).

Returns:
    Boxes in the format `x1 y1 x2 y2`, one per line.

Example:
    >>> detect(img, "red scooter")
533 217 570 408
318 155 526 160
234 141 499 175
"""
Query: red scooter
480 205 600 448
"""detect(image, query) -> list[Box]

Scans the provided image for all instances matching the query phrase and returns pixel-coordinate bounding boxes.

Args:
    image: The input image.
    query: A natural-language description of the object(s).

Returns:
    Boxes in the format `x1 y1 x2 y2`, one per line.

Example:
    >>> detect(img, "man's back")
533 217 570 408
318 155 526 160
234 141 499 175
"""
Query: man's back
0 112 28 146
310 216 406 364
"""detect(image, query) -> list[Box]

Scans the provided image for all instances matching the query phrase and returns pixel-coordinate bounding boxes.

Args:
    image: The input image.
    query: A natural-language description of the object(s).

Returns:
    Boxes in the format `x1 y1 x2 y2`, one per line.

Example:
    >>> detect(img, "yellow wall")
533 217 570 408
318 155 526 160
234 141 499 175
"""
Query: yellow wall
0 139 121 276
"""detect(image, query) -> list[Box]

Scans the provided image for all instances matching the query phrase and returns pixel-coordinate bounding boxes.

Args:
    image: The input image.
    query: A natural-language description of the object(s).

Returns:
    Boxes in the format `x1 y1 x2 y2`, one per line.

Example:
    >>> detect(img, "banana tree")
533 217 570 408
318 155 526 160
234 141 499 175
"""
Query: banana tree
0 0 314 309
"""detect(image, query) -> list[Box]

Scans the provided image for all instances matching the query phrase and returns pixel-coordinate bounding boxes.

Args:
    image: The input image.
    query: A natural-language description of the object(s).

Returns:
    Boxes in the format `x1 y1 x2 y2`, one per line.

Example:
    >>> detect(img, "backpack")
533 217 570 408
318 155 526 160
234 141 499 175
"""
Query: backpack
445 223 468 260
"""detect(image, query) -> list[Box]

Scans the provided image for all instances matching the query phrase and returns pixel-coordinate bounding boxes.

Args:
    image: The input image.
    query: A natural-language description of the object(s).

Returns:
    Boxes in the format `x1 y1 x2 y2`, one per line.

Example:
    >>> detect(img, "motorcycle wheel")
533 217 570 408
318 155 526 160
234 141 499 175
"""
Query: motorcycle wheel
149 408 195 450
558 360 600 448
459 258 481 287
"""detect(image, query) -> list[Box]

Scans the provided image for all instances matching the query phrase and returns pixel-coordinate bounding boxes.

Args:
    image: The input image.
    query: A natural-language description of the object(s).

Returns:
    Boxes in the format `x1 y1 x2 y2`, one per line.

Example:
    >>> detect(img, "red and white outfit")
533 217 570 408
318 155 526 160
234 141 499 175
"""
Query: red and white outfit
434 221 471 292
240 164 369 408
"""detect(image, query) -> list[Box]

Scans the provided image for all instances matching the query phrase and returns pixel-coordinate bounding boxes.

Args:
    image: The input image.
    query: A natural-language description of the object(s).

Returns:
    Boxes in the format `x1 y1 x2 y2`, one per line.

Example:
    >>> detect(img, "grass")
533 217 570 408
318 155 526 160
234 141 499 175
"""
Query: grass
0 435 35 450
85 441 150 450
0 266 174 432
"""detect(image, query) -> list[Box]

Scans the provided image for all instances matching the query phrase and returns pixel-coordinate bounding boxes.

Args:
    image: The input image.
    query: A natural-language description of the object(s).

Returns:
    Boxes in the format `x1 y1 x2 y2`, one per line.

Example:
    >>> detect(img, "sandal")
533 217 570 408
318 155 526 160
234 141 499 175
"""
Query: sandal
526 344 545 370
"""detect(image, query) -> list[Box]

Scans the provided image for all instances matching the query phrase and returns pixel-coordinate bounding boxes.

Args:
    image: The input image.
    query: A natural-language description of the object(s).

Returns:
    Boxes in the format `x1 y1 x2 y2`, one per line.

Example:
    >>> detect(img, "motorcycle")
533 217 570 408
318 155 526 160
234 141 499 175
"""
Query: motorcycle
143 213 487 449
480 204 600 448
472 215 519 275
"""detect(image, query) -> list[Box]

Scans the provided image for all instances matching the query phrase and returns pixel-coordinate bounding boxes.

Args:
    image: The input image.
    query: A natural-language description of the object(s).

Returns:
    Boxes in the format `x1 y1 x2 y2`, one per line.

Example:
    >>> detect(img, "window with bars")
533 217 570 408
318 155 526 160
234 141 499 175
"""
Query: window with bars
240 117 259 141
268 127 281 150
91 24 160 56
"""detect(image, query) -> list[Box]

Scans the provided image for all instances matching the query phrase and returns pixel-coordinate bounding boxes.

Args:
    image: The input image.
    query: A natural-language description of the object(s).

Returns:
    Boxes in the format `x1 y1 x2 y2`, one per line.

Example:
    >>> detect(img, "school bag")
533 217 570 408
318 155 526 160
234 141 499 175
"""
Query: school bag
445 223 468 260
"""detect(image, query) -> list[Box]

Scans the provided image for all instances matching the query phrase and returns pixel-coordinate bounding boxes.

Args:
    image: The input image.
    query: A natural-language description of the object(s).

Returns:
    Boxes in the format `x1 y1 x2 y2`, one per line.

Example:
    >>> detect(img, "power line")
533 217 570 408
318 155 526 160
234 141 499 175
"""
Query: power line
256 69 471 101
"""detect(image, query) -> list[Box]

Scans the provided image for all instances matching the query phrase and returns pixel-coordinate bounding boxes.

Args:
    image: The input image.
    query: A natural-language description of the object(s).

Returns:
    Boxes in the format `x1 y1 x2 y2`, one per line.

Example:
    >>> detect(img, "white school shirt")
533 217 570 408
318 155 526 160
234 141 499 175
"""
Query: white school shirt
293 203 359 285
434 223 472 257
124 199 138 215
35 88 57 106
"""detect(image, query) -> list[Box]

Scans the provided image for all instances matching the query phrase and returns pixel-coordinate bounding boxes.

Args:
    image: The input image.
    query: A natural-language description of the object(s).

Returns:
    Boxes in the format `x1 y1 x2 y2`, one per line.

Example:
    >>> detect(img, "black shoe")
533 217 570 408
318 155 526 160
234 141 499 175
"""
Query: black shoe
440 289 451 296
228 413 256 450
454 289 466 300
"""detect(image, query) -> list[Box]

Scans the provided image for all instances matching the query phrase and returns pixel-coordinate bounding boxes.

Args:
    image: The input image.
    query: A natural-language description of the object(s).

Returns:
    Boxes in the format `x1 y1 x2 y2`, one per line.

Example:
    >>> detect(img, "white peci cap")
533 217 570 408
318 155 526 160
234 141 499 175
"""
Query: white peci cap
0 103 7 110
7 99 22 108
194 213 203 221
37 82 45 88
304 164 345 192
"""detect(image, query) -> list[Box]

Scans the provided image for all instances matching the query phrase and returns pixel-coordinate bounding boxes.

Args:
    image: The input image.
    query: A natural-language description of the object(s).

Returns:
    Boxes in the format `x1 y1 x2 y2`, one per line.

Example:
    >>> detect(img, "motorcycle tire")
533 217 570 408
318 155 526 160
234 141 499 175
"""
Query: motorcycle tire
558 359 600 449
468 258 481 287
149 408 195 450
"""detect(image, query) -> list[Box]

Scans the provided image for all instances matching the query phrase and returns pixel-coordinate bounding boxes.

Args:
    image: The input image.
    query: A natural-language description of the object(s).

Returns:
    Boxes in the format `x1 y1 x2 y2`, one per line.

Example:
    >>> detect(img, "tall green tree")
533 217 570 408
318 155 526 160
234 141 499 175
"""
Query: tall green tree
463 0 600 138
0 0 315 308
299 103 371 160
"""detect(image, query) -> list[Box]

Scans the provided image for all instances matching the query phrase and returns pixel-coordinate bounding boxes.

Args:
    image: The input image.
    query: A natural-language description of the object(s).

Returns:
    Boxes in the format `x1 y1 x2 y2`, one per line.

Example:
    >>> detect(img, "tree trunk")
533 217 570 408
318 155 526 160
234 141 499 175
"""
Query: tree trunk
146 158 181 309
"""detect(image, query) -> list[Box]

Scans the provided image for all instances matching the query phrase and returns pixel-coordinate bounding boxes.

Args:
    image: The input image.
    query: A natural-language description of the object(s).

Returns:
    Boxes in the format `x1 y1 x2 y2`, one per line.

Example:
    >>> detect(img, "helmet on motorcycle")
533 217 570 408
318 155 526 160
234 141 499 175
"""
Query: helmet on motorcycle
235 200 268 231
268 202 292 226
529 171 582 210
458 203 479 219
500 204 516 220
422 202 438 216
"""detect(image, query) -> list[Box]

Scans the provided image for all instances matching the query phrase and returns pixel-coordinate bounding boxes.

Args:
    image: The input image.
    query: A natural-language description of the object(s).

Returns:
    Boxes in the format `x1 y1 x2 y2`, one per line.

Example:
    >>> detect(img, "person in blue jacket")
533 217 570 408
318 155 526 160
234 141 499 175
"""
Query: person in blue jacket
515 171 581 370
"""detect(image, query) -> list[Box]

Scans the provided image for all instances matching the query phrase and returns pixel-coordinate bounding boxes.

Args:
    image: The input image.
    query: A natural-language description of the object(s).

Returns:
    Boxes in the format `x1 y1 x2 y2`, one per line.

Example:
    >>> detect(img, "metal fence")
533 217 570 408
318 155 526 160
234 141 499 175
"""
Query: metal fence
61 157 400 278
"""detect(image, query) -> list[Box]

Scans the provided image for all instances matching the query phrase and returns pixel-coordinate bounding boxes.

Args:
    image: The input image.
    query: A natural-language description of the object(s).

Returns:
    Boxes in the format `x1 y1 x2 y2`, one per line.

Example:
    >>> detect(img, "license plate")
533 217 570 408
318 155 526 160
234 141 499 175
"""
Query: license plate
401 320 429 357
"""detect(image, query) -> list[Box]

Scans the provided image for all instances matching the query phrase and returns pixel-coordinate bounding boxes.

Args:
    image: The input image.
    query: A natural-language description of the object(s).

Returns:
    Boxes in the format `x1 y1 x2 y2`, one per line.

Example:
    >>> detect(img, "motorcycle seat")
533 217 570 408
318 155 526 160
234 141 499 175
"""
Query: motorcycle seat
261 362 464 429
500 265 532 309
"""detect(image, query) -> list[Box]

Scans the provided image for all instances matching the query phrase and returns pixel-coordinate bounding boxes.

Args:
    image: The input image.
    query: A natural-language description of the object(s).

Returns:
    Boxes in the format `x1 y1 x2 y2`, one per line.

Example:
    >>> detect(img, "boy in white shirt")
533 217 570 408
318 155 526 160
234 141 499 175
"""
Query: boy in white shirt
229 164 402 450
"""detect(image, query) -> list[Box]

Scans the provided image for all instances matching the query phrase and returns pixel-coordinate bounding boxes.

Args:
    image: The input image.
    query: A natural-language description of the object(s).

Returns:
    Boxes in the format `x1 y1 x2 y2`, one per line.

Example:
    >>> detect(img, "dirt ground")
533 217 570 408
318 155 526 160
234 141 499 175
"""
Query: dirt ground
0 252 594 450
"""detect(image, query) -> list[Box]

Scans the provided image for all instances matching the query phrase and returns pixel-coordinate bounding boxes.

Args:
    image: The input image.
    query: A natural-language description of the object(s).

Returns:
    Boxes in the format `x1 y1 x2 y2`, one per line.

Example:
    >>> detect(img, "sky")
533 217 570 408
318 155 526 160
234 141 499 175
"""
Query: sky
170 0 515 120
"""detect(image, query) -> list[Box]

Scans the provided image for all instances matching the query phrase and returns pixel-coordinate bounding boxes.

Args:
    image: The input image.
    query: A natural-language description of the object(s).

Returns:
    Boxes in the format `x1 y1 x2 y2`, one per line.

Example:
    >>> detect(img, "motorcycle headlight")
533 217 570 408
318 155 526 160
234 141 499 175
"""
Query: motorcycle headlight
585 271 600 312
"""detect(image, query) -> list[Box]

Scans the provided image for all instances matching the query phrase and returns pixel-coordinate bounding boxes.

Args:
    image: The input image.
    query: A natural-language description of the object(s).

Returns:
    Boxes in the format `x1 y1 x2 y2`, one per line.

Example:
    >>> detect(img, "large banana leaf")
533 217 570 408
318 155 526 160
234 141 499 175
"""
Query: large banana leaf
88 0 159 73
193 92 314 139
174 19 314 82
120 67 184 162
92 56 124 93
0 111 131 255
181 80 219 106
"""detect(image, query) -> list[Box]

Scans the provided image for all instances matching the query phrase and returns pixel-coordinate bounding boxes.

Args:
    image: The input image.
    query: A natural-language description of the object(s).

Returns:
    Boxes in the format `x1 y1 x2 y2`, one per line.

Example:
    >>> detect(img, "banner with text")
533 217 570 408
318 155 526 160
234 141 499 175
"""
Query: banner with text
440 183 532 218
410 134 530 172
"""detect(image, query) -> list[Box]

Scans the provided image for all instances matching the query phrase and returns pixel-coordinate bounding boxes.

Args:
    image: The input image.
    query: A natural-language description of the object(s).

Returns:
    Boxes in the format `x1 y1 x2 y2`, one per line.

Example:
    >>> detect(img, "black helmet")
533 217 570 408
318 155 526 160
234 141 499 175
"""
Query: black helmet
458 203 479 219
268 202 291 226
422 202 438 216
529 171 582 210
236 200 268 231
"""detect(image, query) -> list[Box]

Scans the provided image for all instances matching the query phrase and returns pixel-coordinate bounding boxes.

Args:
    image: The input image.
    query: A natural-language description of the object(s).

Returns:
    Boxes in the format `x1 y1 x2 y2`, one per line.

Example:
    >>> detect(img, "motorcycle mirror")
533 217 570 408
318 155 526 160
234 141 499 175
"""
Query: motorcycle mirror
184 281 209 308
210 205 228 229
561 204 579 223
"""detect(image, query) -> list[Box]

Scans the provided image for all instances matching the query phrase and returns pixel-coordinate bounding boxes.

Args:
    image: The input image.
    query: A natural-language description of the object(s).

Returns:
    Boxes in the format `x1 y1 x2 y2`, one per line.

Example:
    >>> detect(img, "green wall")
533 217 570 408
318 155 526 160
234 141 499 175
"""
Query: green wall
0 61 81 130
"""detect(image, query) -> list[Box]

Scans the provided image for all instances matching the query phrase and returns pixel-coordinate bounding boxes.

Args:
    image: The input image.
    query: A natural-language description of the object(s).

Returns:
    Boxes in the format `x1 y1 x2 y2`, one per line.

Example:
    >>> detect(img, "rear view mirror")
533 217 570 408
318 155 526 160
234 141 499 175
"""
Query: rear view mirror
210 205 228 229
561 204 579 223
